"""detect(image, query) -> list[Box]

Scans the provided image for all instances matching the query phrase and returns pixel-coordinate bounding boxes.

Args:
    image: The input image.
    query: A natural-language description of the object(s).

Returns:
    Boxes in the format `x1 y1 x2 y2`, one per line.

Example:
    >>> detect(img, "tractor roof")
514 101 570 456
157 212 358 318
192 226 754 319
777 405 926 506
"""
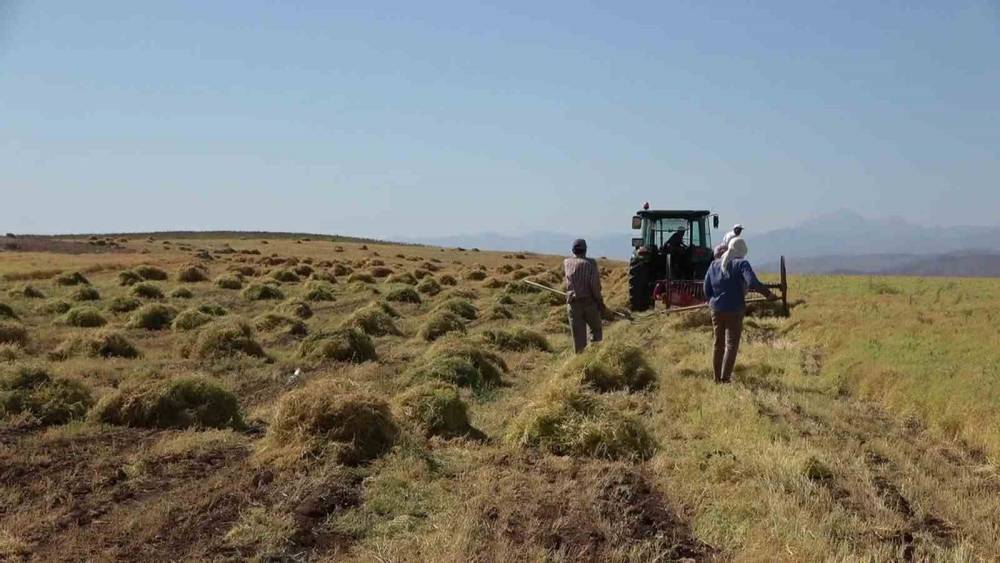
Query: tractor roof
637 209 712 220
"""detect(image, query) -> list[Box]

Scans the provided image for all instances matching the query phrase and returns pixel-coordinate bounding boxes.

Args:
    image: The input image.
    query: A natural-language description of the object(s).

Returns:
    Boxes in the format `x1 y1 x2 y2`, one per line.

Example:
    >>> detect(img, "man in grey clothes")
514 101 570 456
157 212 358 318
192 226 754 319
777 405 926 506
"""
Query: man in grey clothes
563 239 605 353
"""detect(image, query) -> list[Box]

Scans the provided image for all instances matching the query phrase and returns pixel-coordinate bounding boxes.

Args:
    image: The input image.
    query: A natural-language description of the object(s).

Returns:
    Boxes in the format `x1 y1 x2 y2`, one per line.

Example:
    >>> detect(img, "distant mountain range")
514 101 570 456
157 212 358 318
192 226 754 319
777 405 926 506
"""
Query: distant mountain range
404 210 1000 277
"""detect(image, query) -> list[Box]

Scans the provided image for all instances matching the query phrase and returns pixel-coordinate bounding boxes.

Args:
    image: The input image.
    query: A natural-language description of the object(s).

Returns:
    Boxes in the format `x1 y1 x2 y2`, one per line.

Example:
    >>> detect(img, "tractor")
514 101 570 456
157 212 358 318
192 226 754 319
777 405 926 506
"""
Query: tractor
627 204 787 312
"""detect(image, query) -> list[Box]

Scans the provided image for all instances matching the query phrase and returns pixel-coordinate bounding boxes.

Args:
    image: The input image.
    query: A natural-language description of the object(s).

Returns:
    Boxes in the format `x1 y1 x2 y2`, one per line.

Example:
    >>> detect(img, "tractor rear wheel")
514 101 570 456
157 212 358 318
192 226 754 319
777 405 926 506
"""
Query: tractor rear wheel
628 258 651 311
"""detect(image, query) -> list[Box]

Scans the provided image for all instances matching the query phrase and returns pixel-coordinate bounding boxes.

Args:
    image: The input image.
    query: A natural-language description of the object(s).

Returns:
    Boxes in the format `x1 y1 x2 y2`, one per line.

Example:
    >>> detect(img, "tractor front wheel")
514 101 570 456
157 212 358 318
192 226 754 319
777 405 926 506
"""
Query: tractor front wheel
628 258 651 311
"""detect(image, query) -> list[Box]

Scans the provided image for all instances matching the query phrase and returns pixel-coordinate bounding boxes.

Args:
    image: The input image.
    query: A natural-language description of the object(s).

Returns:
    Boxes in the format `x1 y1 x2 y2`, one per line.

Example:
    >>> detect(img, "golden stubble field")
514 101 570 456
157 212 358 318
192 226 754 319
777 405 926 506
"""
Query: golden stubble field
0 234 998 562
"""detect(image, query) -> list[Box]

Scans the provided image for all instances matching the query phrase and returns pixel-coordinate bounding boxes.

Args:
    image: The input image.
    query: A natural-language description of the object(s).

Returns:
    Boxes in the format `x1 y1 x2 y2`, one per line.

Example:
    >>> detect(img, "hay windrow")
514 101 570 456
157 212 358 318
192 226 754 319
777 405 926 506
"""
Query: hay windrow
172 308 215 331
129 303 177 330
407 338 506 391
242 283 285 301
130 282 164 300
253 313 307 337
434 298 478 320
384 285 421 304
480 328 551 352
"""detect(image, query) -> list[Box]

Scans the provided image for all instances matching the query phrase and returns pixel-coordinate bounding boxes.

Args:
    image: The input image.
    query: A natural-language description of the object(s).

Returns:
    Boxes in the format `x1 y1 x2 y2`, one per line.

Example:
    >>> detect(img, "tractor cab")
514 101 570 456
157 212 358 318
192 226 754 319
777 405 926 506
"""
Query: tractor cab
628 206 719 311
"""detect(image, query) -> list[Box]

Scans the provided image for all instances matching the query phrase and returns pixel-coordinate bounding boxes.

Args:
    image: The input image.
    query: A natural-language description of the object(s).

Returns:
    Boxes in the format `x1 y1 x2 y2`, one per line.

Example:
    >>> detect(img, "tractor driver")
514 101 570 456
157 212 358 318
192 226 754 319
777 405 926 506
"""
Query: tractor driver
662 227 692 279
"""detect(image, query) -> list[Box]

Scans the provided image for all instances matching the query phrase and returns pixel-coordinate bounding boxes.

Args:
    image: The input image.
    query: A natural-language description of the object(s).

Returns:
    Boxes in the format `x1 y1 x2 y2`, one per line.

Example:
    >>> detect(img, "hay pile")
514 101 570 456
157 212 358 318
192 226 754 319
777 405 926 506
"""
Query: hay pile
177 264 210 282
416 277 441 296
384 285 421 304
130 283 164 300
170 287 193 299
419 310 467 342
344 304 402 337
0 322 28 346
134 265 169 281
434 298 478 320
9 285 44 299
505 383 655 460
480 328 551 352
0 304 16 320
242 283 285 301
0 365 93 425
267 380 398 465
55 272 90 286
253 313 307 337
129 304 177 330
276 300 312 320
109 297 141 313
172 308 214 331
270 269 300 283
394 382 471 438
386 272 417 286
53 330 140 359
91 375 243 429
304 280 336 301
560 341 656 392
215 274 244 290
297 328 376 363
70 287 101 302
182 319 269 360
407 338 506 391
64 306 107 328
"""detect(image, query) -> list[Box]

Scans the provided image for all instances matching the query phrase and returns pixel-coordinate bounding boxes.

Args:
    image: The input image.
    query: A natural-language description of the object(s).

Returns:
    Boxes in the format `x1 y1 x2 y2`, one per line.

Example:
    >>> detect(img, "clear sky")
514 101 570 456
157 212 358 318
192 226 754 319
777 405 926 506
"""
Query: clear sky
2 1 998 239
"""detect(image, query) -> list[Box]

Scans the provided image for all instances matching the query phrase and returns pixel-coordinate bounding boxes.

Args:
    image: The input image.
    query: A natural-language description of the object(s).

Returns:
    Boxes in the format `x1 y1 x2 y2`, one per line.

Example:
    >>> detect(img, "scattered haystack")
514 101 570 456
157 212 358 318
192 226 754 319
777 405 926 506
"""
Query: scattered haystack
419 310 467 342
303 280 336 302
394 382 472 438
344 304 402 336
253 313 307 337
270 269 300 283
177 264 210 282
560 341 655 392
134 265 169 281
215 274 244 290
118 270 143 286
0 304 16 320
384 285 422 304
170 287 194 299
486 304 514 320
108 297 141 314
64 306 107 328
480 328 551 352
438 274 457 286
266 379 398 465
434 298 478 320
412 278 439 297
53 330 140 359
172 308 215 331
407 338 506 390
9 285 44 299
91 375 244 429
347 272 375 284
182 318 269 360
386 272 417 286
505 383 655 460
39 300 71 315
0 365 93 425
242 283 285 301
297 328 376 363
55 272 90 286
71 286 101 302
276 300 313 320
130 282 164 300
464 270 487 281
128 303 178 330
0 322 29 346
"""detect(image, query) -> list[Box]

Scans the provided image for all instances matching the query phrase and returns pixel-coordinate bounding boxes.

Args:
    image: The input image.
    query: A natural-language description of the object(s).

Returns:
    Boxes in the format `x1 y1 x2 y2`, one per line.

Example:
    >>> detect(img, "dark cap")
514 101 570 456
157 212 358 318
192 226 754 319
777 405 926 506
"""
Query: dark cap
571 238 587 254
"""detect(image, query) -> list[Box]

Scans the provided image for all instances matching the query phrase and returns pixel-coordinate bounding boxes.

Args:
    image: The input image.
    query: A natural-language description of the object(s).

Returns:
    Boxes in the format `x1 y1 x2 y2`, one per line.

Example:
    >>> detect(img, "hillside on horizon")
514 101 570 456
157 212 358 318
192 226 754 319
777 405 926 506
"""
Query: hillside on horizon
404 209 1000 277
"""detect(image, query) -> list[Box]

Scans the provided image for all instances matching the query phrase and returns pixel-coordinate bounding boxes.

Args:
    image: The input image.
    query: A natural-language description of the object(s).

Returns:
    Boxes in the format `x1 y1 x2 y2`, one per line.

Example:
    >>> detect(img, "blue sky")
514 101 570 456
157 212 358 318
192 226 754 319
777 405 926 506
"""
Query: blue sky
2 1 998 239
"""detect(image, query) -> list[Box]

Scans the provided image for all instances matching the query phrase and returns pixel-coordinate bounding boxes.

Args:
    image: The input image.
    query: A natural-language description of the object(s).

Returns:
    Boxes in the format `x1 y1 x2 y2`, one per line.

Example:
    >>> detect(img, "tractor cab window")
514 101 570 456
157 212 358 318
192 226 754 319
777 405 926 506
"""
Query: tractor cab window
690 218 711 249
645 218 690 249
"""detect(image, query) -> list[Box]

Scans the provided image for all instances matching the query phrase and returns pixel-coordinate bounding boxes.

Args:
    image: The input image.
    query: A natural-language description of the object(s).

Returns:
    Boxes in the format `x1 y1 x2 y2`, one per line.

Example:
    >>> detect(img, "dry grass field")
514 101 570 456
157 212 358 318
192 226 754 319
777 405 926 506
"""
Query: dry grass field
0 234 997 562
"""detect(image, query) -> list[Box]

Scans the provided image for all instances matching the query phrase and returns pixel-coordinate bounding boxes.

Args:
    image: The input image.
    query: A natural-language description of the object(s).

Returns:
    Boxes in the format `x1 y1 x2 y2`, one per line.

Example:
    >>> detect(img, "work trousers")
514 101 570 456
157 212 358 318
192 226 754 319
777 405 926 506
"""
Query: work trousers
567 299 602 353
711 309 744 382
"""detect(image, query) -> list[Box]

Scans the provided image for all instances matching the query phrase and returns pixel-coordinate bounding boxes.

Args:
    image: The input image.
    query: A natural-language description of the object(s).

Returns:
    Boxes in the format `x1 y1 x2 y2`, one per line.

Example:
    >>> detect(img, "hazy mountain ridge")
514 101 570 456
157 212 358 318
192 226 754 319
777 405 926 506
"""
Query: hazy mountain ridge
405 210 1000 277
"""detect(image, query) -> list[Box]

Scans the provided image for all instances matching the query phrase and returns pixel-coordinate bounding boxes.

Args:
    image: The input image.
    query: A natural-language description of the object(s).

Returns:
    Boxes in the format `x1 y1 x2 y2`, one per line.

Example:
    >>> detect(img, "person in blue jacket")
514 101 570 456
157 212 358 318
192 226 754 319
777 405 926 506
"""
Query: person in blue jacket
703 237 778 383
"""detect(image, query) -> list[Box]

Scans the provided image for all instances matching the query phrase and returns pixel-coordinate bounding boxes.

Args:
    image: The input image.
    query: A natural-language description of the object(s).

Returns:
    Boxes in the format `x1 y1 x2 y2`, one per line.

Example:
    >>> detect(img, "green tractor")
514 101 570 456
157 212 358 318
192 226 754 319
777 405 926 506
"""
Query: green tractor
628 206 720 311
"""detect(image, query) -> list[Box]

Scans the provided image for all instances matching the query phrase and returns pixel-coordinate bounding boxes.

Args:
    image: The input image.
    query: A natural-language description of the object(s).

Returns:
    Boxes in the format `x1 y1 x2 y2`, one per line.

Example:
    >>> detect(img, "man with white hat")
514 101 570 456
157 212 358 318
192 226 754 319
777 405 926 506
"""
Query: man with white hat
721 224 744 248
